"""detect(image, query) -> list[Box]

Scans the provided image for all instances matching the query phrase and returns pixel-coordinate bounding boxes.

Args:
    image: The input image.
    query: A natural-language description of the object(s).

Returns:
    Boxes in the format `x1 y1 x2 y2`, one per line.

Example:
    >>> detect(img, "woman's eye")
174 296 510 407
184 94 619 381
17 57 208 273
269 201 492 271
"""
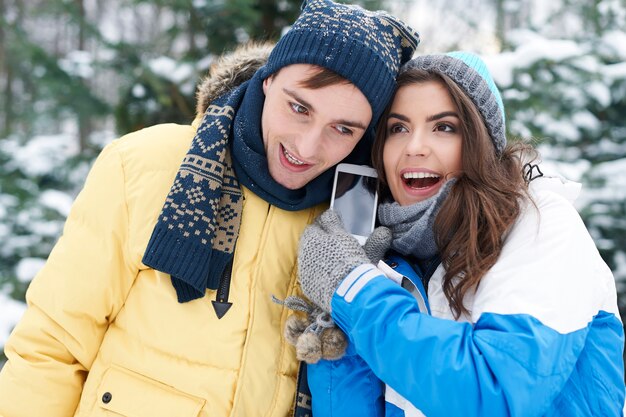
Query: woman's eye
388 123 408 134
435 123 456 133
290 102 308 115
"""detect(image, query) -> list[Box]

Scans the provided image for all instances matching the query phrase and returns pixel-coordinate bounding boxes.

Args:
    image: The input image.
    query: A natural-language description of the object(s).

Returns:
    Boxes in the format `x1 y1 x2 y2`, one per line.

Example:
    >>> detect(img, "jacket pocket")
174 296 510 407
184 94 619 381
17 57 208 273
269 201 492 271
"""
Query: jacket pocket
96 365 205 417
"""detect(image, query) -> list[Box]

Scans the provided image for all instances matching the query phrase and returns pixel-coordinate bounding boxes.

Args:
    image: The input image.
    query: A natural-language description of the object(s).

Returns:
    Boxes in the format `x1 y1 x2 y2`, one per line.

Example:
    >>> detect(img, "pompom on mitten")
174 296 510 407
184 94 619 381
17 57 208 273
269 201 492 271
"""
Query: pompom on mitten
273 295 348 364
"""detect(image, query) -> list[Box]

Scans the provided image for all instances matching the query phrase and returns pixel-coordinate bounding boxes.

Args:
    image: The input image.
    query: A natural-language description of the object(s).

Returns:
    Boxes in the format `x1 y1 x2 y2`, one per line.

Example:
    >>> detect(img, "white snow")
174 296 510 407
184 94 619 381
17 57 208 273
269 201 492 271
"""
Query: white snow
58 50 94 79
585 81 612 107
601 30 626 59
132 84 147 98
15 258 46 283
534 113 581 142
196 54 214 73
39 190 74 217
572 111 600 133
575 158 626 208
589 159 626 197
148 57 194 85
3 134 79 177
516 39 581 67
603 62 626 80
537 148 590 183
614 252 626 282
484 32 585 89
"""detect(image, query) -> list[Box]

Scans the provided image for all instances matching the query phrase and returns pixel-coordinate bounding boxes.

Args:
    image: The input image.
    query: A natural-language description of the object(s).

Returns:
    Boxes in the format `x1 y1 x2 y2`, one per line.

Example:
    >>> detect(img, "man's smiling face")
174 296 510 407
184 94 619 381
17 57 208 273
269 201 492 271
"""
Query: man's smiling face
261 64 372 190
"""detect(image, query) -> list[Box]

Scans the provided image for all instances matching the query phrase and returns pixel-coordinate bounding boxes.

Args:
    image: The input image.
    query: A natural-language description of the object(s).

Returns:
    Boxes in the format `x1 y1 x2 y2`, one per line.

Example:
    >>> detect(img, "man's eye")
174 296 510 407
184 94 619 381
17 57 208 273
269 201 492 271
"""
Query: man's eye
335 125 354 136
290 102 308 115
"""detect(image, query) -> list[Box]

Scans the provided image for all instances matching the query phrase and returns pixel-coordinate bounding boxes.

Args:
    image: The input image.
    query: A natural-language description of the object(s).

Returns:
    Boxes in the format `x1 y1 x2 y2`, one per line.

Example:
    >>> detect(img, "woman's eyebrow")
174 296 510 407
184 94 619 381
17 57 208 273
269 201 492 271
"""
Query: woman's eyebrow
427 111 459 122
388 112 410 122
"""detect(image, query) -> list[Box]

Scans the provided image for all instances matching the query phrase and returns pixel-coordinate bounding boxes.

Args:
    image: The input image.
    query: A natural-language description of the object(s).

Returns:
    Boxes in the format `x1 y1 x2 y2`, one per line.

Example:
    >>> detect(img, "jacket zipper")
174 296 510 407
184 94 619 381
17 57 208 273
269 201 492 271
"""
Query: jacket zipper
212 259 234 319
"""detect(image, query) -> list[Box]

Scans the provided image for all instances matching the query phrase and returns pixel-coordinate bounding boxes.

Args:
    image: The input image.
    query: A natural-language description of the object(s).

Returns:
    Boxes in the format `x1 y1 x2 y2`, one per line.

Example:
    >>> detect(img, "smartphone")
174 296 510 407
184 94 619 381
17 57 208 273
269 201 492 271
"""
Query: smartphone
330 163 379 245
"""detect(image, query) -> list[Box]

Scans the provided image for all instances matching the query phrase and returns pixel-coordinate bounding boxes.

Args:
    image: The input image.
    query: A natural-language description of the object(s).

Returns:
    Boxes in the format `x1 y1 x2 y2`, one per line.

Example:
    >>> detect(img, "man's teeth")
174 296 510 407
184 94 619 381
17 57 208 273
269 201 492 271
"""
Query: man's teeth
284 148 305 165
402 172 440 179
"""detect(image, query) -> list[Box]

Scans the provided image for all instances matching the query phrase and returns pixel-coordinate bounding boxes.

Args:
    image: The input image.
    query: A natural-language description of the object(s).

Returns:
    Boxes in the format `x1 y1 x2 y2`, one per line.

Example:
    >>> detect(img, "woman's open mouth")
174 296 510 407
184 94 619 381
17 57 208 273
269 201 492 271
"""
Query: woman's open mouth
402 171 441 189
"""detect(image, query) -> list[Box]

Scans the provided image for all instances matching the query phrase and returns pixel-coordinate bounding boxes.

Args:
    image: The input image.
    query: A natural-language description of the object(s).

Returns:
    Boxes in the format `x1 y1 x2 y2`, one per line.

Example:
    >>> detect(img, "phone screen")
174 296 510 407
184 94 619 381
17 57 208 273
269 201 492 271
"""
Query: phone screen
332 171 378 237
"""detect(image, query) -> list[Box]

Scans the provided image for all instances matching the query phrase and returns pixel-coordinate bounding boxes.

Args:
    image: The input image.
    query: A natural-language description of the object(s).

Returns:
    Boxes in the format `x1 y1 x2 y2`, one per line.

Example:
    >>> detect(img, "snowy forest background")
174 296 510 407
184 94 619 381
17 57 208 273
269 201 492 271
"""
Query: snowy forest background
1 0 625 365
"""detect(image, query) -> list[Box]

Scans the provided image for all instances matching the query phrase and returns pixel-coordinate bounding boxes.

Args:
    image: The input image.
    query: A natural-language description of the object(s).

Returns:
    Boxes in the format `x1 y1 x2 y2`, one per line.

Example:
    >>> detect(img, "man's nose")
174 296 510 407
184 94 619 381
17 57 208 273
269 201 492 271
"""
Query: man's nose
296 127 325 159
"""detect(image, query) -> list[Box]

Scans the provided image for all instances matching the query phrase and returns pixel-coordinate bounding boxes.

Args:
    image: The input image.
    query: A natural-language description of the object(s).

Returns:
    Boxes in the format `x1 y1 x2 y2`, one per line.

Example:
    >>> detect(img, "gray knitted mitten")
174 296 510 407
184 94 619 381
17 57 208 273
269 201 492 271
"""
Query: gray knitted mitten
363 224 392 265
298 209 391 312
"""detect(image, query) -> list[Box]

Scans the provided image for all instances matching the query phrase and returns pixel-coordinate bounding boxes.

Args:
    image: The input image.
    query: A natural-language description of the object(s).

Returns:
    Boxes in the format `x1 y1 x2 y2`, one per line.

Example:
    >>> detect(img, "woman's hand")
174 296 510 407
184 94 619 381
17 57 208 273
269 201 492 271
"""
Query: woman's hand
298 209 391 312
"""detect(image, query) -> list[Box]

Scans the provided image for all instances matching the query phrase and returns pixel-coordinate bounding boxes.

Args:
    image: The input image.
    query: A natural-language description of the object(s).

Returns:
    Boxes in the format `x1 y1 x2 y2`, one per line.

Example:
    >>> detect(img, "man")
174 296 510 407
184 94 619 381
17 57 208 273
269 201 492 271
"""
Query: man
0 1 418 415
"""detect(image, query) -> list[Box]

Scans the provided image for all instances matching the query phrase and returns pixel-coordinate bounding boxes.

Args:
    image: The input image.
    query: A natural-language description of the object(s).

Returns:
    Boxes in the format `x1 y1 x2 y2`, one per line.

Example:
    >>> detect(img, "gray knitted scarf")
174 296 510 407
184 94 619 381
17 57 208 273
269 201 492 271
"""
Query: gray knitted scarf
378 179 456 260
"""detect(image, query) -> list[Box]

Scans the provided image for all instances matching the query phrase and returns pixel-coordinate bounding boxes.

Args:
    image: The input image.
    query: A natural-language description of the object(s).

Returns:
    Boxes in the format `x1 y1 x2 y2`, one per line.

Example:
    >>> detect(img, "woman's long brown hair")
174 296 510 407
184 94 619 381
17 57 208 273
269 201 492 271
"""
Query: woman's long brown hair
372 69 537 319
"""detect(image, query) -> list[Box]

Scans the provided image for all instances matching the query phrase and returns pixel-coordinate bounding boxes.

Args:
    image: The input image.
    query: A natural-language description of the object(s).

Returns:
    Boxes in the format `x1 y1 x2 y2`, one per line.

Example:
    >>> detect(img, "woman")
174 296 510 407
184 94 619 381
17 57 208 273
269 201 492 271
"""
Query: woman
295 52 625 416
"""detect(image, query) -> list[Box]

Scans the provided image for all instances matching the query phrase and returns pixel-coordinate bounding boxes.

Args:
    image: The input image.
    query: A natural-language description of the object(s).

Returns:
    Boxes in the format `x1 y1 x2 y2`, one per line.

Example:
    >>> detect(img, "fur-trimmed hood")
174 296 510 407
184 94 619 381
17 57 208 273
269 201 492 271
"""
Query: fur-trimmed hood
195 42 274 117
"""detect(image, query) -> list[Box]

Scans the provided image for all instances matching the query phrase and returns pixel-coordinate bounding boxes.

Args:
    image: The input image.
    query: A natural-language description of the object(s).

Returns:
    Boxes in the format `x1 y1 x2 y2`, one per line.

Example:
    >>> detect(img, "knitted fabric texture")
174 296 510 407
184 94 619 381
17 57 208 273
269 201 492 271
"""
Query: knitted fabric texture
298 210 391 312
402 52 506 154
378 179 456 260
142 83 249 303
265 0 420 127
298 211 371 312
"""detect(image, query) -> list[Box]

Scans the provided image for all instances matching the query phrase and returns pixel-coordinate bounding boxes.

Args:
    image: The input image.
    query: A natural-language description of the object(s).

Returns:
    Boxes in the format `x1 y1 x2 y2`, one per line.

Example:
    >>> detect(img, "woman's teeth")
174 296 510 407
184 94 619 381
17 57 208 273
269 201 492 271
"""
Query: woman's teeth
402 172 441 189
402 172 440 179
283 148 305 165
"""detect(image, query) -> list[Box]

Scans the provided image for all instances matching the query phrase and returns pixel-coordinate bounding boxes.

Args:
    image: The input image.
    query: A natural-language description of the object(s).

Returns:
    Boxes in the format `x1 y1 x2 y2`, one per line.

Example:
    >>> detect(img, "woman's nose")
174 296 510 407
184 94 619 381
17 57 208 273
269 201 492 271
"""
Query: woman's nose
404 132 430 157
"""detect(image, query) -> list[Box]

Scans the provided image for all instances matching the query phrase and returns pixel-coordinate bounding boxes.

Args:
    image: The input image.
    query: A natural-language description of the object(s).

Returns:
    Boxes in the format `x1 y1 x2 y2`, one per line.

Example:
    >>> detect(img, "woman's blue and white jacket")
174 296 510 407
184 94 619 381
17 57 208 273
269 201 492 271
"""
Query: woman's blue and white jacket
307 177 625 417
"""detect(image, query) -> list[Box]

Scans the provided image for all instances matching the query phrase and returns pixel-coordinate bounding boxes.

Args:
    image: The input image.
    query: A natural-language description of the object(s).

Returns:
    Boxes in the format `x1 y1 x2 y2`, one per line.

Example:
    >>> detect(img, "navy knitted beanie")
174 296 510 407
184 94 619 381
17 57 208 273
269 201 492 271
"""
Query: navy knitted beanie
265 0 420 124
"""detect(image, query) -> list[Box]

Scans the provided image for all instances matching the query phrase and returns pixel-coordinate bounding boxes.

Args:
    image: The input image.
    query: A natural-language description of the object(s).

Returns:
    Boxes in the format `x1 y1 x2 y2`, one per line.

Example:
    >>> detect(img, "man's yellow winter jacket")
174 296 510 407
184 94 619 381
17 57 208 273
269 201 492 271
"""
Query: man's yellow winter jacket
0 44 324 417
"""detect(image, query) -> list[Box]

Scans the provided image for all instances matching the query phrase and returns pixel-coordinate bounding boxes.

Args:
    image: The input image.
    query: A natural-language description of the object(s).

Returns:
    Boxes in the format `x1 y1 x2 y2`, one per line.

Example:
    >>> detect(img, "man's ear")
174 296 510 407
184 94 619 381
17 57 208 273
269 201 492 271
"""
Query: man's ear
262 75 273 95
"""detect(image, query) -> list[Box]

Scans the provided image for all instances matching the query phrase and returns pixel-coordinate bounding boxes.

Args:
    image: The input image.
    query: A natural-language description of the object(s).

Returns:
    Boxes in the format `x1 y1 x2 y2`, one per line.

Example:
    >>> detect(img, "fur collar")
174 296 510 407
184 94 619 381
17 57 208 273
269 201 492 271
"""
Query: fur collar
195 42 273 117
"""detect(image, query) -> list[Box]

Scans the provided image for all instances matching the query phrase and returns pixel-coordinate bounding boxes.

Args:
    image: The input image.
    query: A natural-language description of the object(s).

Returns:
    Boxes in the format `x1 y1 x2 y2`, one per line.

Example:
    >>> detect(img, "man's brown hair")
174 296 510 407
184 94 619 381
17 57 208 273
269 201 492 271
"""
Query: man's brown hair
300 66 350 89
269 65 349 89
